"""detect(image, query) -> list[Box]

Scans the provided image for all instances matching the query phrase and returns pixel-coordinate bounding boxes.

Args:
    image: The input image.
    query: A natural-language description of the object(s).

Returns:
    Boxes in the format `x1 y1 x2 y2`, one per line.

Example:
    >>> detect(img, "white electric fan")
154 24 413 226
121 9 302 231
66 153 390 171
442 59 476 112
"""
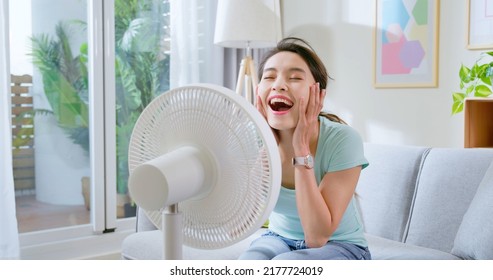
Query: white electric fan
127 84 281 259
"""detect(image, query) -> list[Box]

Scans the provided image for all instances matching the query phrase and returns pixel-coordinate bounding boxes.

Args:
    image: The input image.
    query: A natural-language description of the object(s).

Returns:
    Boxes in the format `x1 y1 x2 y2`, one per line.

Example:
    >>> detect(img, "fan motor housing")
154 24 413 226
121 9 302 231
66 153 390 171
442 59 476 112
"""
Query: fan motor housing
128 146 215 210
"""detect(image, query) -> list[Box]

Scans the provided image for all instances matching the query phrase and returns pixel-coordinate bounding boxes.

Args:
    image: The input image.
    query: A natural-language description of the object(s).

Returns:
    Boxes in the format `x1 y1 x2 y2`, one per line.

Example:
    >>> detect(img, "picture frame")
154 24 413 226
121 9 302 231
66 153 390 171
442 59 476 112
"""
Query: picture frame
467 0 493 50
374 0 440 88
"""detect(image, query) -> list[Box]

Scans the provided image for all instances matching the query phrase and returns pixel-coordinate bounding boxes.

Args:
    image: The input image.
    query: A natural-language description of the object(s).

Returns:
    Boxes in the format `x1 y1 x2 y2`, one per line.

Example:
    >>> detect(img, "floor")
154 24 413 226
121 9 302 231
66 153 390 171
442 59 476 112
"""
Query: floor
15 195 90 233
15 194 133 260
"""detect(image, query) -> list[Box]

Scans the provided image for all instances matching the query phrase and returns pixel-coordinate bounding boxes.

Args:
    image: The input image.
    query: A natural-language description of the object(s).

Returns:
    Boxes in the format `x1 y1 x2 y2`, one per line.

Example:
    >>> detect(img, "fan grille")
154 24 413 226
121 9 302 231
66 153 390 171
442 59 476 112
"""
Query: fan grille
128 84 280 249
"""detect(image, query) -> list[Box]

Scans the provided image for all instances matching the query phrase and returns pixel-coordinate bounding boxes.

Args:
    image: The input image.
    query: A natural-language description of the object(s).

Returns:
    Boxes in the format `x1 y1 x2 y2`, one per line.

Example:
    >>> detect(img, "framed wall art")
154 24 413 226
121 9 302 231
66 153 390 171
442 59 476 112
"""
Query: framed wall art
374 0 440 88
467 0 493 50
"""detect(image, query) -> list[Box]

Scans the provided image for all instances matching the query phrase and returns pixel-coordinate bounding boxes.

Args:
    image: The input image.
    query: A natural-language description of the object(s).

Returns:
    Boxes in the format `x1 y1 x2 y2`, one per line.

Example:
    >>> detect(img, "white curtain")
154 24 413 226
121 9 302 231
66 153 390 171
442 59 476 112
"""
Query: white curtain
170 0 225 87
169 0 276 90
0 0 20 260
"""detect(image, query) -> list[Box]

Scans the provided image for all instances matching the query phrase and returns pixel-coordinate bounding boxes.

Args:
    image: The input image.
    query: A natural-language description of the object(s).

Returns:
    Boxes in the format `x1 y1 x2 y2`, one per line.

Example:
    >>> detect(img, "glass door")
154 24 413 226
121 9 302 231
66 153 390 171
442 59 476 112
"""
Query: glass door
112 0 171 221
10 0 93 233
8 0 171 258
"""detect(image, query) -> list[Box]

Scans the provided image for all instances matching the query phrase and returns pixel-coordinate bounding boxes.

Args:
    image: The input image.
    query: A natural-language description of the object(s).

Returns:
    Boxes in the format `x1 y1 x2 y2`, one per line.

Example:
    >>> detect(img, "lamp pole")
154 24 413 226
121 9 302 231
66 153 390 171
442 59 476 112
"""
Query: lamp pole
235 42 258 105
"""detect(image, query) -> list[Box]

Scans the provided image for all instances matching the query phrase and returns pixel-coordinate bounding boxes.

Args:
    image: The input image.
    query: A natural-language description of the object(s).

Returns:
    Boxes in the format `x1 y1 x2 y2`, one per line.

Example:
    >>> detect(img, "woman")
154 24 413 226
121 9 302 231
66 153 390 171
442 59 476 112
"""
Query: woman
239 37 371 260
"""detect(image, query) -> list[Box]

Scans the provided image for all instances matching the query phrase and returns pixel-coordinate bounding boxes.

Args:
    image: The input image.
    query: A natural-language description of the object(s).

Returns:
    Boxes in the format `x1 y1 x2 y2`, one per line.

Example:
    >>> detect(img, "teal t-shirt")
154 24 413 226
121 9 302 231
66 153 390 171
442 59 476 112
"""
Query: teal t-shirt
268 116 369 248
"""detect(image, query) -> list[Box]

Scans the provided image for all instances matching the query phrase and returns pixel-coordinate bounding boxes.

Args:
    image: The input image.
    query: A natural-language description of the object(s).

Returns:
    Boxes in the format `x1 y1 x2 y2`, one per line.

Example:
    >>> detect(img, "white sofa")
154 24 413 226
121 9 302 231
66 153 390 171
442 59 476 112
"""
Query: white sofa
121 143 493 260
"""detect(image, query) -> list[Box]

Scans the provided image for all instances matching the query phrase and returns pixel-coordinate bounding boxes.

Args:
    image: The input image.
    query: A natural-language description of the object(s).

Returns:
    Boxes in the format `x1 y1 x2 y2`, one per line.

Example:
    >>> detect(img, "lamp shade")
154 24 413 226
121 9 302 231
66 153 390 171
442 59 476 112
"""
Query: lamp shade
214 0 281 49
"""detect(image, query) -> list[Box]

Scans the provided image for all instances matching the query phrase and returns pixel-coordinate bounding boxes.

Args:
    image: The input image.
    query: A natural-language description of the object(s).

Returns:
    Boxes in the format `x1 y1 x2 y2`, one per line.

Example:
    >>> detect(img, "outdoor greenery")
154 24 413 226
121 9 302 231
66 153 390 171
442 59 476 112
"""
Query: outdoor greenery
30 22 90 153
114 0 170 194
30 0 170 200
452 52 493 114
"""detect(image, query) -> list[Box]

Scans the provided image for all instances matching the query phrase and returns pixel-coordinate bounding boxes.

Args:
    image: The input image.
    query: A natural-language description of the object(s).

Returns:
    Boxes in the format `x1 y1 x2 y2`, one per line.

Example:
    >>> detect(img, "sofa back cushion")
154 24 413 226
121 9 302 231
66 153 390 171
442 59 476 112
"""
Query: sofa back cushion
356 143 429 242
404 148 493 253
452 159 493 259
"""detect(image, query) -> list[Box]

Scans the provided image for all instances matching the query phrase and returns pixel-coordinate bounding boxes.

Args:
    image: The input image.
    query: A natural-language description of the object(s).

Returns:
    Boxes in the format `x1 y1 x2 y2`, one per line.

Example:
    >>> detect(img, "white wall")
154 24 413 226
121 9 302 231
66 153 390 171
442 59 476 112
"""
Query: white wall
9 0 32 76
282 0 485 148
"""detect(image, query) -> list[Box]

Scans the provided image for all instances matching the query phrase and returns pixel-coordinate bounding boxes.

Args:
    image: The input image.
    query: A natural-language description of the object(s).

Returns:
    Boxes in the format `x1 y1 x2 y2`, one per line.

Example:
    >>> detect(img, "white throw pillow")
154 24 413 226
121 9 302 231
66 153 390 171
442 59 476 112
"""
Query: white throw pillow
452 160 493 259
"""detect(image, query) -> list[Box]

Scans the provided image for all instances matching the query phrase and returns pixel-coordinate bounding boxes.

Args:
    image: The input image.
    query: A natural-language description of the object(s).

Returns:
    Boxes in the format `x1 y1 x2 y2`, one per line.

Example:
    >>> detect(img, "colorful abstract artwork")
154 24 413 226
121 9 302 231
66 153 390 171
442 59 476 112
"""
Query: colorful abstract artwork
374 0 439 88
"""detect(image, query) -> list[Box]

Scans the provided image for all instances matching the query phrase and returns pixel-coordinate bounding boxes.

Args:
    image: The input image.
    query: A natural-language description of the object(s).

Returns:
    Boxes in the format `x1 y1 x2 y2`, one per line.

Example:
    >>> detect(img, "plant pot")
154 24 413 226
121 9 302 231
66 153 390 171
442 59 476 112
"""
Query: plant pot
34 115 89 205
117 193 130 218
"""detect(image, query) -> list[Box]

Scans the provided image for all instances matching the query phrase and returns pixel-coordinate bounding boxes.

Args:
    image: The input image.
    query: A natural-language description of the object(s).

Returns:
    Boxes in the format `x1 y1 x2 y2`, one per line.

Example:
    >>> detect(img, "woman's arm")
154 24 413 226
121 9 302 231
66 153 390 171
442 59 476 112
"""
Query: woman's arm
292 82 363 247
295 166 362 248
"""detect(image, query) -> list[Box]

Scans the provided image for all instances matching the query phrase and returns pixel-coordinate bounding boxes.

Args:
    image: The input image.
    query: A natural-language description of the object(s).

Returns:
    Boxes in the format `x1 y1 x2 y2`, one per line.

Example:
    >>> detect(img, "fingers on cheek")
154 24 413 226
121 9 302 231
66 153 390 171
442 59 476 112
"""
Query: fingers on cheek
318 90 325 111
300 98 307 116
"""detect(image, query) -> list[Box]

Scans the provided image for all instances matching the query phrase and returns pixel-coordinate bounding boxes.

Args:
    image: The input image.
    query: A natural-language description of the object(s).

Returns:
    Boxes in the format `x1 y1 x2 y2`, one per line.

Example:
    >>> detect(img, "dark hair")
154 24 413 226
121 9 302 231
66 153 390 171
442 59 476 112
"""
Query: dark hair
258 37 345 124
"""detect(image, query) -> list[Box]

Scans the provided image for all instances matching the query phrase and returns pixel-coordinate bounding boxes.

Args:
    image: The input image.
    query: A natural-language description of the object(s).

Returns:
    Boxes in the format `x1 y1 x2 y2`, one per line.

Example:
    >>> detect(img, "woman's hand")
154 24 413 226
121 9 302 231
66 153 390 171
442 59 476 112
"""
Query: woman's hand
293 83 326 155
256 94 268 120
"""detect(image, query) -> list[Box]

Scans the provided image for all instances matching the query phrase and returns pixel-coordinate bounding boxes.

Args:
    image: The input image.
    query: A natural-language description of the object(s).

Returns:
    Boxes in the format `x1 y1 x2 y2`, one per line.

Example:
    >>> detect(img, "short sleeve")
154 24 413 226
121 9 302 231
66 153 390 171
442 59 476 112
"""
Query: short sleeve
316 119 369 175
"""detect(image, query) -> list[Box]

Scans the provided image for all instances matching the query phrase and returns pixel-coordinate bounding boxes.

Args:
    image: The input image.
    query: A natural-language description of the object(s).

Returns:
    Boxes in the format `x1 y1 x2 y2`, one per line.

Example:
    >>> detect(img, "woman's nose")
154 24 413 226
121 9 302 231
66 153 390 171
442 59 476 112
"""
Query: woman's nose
272 78 286 91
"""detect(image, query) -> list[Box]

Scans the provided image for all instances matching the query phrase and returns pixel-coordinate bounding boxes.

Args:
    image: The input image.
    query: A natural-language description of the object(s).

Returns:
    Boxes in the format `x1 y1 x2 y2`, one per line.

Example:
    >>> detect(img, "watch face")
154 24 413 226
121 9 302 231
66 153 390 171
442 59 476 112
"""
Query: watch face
305 155 314 169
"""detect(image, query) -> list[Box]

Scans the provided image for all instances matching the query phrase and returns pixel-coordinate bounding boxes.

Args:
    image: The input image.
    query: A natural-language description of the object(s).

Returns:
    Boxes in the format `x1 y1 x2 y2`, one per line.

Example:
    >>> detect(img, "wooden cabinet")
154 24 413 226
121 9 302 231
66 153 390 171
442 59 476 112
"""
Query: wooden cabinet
464 98 493 148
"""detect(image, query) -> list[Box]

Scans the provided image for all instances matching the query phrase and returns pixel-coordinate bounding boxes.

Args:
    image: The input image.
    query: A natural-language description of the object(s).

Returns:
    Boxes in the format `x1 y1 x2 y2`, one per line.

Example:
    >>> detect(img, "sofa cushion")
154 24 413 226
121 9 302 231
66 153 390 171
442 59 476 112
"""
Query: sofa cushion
452 159 493 260
356 143 429 242
365 234 460 260
404 148 493 253
121 229 266 260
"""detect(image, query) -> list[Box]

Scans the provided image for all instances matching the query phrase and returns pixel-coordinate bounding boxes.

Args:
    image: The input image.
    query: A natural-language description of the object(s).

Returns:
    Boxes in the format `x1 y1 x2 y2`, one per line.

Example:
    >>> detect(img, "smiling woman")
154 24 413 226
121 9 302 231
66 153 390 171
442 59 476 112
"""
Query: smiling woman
239 37 370 260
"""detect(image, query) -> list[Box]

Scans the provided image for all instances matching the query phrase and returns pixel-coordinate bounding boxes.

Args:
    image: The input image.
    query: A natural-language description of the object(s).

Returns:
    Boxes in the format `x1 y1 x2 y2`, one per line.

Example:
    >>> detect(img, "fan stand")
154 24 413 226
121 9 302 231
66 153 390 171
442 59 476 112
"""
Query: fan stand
163 204 182 260
235 47 258 105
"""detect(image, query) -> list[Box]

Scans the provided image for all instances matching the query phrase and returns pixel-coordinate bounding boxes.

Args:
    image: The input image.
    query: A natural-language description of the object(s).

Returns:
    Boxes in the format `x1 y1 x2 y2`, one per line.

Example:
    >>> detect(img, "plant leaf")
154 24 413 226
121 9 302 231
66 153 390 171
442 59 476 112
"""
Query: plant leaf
471 64 481 80
121 18 147 52
452 92 466 102
481 76 492 86
474 85 492 97
451 92 466 115
452 100 464 115
459 65 471 83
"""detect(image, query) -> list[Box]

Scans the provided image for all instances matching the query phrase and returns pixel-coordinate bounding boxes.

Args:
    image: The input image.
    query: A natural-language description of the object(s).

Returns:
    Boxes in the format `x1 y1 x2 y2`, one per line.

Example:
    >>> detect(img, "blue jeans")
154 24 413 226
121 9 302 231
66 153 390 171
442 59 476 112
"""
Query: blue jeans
238 230 371 260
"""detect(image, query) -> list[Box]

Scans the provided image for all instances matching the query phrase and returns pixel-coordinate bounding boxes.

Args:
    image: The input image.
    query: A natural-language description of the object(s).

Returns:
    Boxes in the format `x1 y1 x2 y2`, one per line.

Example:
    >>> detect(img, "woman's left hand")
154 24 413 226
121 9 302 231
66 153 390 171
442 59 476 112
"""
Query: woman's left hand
292 83 326 155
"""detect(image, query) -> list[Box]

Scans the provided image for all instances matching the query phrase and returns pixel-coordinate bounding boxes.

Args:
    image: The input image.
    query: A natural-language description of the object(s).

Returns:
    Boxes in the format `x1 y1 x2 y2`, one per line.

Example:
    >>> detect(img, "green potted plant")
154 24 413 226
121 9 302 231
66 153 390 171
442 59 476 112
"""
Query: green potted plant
30 21 89 153
30 21 90 206
452 51 493 114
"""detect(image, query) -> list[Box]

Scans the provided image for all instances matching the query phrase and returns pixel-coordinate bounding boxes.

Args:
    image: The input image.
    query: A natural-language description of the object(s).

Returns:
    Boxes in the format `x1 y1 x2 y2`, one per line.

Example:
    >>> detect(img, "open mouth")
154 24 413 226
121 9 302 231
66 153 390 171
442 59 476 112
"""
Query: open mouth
269 97 293 112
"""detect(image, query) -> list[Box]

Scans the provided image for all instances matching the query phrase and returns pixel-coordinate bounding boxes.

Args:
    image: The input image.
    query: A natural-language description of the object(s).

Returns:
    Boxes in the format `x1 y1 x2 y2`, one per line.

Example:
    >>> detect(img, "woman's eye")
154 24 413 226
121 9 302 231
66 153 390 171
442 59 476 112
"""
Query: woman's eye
263 76 275 80
290 77 302 80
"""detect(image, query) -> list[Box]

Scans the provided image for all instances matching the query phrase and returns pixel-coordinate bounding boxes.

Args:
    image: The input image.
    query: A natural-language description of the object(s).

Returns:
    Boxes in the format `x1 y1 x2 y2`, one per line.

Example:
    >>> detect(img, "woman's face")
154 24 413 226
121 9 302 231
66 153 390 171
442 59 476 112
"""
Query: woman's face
257 51 316 131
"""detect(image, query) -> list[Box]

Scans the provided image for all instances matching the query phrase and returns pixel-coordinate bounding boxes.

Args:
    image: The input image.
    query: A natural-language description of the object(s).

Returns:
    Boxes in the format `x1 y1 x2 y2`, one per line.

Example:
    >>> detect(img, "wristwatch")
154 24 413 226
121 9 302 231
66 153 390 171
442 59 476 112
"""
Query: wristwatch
292 154 314 169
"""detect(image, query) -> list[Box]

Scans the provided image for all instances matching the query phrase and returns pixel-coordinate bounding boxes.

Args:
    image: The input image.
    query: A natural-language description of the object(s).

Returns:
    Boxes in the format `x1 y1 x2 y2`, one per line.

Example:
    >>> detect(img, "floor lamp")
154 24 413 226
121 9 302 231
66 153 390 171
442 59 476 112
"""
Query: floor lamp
214 0 281 105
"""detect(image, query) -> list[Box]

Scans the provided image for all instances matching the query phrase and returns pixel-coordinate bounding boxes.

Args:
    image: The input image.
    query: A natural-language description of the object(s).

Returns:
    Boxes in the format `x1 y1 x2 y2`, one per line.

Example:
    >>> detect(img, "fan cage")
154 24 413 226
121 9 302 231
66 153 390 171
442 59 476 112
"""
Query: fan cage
128 84 280 249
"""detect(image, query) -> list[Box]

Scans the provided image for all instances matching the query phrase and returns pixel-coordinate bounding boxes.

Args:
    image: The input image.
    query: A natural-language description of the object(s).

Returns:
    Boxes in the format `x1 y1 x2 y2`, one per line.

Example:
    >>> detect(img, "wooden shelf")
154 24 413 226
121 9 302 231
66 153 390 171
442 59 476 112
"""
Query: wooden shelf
464 98 493 148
